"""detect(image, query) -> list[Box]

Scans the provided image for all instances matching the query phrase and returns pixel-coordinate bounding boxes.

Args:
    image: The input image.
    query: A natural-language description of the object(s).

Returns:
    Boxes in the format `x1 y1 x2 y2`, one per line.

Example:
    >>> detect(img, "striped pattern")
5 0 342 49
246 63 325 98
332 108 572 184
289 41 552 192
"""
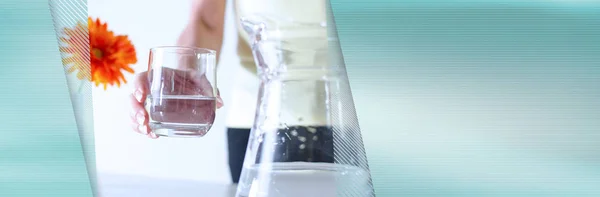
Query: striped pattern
327 1 376 196
48 0 97 196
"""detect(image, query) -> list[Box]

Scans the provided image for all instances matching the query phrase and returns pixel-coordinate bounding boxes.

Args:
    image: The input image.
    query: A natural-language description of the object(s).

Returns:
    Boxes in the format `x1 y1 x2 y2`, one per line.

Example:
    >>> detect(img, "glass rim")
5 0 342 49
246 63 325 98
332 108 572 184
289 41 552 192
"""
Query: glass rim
150 46 216 55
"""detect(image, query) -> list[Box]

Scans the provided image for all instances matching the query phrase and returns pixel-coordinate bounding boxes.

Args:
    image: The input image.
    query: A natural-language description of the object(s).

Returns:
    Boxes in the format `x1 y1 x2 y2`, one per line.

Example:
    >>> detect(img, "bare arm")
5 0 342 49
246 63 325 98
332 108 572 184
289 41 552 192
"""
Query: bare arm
177 0 227 61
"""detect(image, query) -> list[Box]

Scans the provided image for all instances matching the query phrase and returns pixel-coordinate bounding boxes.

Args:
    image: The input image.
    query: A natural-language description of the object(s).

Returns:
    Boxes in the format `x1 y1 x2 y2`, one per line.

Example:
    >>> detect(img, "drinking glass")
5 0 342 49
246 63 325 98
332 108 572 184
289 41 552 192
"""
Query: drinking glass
144 46 217 137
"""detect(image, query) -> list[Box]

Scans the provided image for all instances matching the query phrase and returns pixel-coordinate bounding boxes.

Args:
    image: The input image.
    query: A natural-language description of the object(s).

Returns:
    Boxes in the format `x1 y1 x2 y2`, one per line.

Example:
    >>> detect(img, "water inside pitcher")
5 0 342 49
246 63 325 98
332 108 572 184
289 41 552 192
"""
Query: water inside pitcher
235 8 375 197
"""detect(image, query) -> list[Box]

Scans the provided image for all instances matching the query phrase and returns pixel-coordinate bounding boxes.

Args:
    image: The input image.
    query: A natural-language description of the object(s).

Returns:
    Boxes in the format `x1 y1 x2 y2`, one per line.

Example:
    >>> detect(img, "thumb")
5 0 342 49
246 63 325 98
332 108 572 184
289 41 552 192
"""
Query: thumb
216 88 224 109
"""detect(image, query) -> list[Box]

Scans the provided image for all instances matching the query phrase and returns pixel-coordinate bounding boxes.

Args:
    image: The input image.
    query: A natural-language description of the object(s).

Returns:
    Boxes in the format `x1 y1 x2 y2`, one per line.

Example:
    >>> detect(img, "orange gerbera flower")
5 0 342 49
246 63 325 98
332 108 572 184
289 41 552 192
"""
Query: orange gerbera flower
60 17 137 90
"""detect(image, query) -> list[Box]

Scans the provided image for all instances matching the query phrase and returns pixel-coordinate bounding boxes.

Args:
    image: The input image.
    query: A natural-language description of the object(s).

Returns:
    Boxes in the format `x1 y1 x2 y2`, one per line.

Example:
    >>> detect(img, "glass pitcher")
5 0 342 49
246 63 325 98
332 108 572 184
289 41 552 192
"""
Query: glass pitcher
234 4 375 197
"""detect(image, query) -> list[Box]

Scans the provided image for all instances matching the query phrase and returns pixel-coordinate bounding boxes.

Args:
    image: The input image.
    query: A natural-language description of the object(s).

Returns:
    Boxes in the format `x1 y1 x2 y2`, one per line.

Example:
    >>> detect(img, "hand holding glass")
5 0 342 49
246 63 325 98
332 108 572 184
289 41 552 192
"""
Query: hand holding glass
129 46 221 138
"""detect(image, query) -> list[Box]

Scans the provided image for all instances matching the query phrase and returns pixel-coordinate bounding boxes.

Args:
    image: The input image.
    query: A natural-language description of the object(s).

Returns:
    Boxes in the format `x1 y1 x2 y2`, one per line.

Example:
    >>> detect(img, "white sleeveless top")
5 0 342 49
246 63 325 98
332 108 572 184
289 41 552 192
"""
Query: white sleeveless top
226 0 327 128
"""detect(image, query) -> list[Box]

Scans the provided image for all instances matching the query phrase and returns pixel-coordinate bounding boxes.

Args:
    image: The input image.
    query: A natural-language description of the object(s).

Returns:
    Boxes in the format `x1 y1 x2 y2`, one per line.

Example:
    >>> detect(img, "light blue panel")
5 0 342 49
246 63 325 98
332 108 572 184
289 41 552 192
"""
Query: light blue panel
0 0 93 196
331 1 600 196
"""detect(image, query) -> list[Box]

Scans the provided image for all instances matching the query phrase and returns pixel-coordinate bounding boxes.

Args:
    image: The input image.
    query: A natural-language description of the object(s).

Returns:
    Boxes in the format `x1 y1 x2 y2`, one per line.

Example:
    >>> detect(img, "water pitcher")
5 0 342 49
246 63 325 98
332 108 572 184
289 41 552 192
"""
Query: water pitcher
234 2 375 196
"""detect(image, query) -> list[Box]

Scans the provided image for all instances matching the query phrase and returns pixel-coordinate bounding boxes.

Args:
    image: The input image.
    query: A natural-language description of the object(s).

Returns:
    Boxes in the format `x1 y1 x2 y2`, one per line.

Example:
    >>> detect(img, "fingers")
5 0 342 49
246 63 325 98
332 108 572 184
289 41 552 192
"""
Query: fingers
130 72 158 139
129 95 159 139
133 72 149 102
129 94 149 133
190 72 224 109
148 132 159 139
176 69 207 95
158 68 201 95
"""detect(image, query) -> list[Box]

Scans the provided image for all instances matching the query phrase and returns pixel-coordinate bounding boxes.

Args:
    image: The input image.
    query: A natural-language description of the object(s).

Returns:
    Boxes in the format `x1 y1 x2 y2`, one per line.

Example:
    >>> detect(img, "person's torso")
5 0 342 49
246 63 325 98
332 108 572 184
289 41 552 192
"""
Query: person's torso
226 0 328 128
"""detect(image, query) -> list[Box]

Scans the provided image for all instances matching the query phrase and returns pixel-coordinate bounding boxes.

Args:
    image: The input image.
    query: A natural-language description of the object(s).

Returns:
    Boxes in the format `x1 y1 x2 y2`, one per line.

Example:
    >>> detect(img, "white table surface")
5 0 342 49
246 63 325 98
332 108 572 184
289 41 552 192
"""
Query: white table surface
98 173 237 197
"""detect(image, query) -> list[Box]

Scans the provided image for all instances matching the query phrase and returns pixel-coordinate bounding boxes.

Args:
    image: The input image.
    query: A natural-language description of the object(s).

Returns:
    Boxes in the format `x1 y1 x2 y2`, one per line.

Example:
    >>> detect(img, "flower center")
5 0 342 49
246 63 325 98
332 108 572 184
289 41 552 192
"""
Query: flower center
92 48 103 58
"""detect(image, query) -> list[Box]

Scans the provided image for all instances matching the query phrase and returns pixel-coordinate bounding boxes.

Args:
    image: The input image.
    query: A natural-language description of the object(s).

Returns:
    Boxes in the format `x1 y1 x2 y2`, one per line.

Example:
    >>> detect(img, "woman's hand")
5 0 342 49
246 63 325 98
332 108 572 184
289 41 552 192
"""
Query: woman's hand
129 0 226 138
129 69 223 138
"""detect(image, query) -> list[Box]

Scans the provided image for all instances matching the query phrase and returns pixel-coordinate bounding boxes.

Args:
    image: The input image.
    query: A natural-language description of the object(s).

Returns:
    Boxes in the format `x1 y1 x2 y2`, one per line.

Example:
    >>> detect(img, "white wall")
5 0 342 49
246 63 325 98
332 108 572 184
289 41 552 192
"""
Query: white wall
89 0 242 183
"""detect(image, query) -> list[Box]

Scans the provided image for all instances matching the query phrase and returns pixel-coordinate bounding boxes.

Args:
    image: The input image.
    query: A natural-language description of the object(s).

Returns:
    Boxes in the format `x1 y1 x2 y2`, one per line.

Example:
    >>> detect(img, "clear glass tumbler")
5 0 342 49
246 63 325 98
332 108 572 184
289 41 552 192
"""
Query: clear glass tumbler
144 46 218 137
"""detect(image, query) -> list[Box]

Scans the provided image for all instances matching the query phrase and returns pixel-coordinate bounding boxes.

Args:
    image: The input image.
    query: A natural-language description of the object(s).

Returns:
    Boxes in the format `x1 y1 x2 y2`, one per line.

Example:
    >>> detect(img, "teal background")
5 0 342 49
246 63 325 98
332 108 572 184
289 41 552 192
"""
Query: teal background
0 0 93 196
331 0 600 196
